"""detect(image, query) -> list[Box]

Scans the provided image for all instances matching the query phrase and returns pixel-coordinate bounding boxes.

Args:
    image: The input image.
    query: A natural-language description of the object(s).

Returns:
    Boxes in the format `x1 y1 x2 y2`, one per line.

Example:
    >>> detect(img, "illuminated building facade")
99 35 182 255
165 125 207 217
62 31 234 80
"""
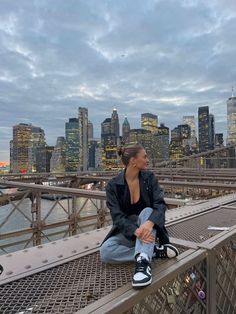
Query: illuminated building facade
169 124 191 160
183 115 197 148
101 117 118 170
141 113 158 134
153 123 169 164
128 128 152 158
11 123 48 173
65 118 80 172
198 106 210 153
11 123 33 173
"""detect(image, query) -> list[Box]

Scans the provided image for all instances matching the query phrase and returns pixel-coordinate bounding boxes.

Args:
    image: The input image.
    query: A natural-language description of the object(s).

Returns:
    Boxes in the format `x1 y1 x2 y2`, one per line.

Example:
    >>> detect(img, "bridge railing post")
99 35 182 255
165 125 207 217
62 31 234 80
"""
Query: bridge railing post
98 181 106 228
206 250 217 313
31 191 42 246
70 196 77 235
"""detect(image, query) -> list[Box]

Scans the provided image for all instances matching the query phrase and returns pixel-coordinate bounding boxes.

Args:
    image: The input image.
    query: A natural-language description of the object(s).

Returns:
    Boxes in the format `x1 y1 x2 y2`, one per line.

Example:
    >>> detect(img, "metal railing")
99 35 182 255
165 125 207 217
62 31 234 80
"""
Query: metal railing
77 226 236 314
0 189 236 313
0 180 186 254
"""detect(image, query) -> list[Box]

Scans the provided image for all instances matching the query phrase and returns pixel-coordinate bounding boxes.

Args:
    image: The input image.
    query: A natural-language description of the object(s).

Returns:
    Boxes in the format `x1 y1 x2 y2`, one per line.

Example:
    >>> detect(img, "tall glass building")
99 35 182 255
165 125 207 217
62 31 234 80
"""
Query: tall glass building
153 123 169 163
88 120 94 140
209 114 215 150
29 126 46 173
183 115 197 148
227 88 236 144
198 106 210 152
128 128 152 157
65 118 80 172
78 107 88 171
111 108 120 138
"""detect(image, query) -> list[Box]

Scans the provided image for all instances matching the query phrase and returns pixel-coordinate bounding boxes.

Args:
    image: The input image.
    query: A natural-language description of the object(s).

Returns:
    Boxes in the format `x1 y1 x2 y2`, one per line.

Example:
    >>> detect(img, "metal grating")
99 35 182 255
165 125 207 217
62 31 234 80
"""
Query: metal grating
167 208 236 243
0 249 185 314
125 259 207 314
0 252 134 313
216 238 236 313
0 207 235 313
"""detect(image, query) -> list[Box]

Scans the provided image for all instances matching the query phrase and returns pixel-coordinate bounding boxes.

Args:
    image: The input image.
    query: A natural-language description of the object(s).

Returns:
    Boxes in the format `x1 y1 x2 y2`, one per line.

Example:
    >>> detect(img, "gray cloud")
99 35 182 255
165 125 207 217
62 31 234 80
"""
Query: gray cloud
0 0 235 161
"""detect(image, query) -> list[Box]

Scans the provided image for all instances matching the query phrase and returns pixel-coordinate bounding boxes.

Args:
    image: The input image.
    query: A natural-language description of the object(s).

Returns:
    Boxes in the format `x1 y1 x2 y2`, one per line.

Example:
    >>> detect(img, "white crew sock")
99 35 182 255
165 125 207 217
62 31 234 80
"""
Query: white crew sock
137 252 149 262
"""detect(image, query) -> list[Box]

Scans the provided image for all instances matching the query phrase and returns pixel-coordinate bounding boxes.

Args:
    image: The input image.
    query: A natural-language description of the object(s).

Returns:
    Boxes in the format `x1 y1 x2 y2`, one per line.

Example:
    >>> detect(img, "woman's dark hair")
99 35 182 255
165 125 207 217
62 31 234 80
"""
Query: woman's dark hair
117 144 144 166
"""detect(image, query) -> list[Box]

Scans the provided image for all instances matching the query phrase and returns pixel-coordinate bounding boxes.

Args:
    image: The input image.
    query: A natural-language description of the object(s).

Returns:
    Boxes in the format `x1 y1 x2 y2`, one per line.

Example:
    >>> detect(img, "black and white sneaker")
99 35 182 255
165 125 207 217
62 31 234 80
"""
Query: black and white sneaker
154 244 179 259
0 265 3 275
132 256 152 288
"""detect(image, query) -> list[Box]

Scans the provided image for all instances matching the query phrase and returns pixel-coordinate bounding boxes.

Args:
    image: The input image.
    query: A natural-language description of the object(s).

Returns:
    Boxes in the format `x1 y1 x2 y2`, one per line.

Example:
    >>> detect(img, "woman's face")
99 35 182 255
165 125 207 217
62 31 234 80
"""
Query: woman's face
131 149 149 170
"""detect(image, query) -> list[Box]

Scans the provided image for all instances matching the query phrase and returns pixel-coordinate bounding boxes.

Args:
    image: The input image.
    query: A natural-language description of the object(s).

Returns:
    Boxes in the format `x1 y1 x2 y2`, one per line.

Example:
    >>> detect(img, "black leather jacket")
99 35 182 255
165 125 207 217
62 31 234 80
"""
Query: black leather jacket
102 170 167 243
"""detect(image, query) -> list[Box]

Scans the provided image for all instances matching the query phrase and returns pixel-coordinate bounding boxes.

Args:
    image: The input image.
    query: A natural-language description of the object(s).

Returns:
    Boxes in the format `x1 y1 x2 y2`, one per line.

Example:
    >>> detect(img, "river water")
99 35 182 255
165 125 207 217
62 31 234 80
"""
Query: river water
0 188 100 253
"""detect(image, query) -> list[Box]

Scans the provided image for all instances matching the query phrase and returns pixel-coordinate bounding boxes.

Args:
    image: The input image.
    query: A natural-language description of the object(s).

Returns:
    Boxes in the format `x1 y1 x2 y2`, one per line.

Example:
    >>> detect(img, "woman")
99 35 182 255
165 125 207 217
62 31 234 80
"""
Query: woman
100 144 179 288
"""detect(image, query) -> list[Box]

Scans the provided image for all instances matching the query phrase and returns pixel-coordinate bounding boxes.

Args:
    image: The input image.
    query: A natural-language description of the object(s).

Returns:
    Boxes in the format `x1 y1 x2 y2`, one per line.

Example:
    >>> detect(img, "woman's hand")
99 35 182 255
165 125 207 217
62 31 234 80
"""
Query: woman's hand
134 220 155 243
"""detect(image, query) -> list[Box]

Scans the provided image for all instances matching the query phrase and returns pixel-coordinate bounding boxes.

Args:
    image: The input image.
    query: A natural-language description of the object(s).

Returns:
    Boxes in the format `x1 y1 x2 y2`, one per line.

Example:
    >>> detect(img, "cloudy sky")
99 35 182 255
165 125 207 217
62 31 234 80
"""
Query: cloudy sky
0 0 236 161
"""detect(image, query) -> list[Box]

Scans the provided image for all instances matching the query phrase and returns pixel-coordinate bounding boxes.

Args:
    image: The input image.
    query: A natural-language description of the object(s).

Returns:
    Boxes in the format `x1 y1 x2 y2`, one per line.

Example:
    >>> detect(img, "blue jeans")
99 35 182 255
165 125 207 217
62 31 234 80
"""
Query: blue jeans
100 207 157 263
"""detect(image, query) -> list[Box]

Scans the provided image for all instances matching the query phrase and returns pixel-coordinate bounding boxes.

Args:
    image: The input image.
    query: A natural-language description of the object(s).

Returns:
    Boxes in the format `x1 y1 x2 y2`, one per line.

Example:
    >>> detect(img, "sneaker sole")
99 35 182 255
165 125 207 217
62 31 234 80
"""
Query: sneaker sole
132 277 152 288
164 244 179 257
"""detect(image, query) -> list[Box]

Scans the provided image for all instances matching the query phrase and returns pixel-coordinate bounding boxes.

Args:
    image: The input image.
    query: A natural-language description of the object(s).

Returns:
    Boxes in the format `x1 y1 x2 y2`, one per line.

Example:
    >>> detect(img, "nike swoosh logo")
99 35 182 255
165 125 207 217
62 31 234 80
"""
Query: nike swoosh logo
146 266 151 276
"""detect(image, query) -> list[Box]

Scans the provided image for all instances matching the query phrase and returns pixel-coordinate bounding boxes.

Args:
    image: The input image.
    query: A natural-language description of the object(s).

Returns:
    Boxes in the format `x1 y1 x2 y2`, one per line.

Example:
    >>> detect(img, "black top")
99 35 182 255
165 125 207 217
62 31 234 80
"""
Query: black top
127 188 146 216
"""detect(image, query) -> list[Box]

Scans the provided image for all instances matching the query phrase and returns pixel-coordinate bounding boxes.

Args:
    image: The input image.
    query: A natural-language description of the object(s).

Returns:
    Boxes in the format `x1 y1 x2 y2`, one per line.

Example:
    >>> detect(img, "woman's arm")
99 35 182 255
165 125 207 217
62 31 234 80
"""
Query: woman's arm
147 173 166 228
106 181 138 239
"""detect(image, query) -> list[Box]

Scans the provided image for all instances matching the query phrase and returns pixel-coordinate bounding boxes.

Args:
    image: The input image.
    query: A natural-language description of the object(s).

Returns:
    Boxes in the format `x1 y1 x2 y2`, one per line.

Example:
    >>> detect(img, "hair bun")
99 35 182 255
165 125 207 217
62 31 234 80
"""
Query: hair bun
117 146 125 156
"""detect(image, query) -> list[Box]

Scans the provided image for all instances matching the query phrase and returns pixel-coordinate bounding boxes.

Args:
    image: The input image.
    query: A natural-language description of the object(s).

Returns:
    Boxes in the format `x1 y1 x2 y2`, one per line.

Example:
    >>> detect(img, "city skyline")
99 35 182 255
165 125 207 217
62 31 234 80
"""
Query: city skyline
0 101 231 163
1 0 236 161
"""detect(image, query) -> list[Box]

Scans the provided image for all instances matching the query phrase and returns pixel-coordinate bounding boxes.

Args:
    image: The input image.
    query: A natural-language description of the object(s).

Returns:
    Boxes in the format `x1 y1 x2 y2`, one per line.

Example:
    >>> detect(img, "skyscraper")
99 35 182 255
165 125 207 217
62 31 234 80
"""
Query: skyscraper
88 139 100 169
111 108 120 138
141 113 158 134
11 123 46 173
183 116 196 137
153 123 169 164
101 118 117 170
209 114 215 150
227 87 236 144
215 133 224 147
50 137 66 172
78 107 88 171
11 123 32 173
88 120 94 140
183 115 197 148
128 129 152 158
65 118 80 172
198 106 210 152
29 126 46 172
169 124 191 159
122 117 130 143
